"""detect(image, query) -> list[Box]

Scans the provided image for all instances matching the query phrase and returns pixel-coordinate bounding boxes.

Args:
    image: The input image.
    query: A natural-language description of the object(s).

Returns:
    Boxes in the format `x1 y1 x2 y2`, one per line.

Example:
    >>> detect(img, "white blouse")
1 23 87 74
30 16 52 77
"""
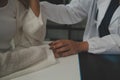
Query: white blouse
0 0 56 78
40 0 120 54
0 0 16 51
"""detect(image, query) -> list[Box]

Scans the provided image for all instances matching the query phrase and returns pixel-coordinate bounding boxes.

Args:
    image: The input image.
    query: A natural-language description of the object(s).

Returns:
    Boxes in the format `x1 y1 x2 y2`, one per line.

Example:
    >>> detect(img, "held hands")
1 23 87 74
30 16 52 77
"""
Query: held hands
49 40 89 58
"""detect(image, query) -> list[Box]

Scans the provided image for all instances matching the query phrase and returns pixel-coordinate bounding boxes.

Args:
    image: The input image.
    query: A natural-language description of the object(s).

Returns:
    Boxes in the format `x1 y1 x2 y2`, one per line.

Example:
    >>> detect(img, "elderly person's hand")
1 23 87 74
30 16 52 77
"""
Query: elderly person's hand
49 40 89 58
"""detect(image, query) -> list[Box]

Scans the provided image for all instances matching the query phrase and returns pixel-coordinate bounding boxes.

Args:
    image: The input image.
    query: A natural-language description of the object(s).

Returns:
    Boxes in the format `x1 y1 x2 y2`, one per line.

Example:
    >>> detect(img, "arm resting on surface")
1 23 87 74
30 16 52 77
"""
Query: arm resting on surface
0 45 56 77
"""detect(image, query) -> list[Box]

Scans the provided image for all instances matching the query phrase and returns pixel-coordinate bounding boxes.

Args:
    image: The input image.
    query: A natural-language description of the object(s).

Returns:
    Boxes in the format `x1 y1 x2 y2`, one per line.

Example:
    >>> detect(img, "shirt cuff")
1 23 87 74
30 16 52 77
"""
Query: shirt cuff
87 35 116 54
87 39 96 53
87 38 106 54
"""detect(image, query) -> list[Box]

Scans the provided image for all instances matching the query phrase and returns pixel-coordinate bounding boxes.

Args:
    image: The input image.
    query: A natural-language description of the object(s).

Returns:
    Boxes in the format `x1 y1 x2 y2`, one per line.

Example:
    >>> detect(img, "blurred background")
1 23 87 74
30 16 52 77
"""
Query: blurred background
40 0 86 41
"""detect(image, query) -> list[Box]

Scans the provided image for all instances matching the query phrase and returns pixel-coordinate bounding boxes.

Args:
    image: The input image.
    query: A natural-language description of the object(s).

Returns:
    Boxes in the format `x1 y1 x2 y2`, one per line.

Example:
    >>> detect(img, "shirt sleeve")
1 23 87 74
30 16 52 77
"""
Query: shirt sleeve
87 13 120 54
40 0 91 24
87 34 120 54
22 7 47 44
23 8 43 34
0 45 56 78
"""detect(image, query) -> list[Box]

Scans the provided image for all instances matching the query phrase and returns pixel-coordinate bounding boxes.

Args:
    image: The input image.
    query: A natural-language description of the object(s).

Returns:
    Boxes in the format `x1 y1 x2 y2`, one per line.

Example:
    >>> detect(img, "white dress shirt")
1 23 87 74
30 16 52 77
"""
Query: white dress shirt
40 0 120 54
97 0 111 28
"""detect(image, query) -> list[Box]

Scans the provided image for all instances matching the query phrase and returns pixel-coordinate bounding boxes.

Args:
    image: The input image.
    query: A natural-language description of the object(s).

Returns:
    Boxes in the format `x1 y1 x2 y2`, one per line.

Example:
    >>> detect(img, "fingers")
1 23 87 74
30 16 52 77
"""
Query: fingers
49 40 70 58
54 49 76 57
50 42 70 58
53 44 76 57
54 52 60 58
52 49 60 58
49 40 79 58
54 45 70 54
61 51 74 57
49 40 68 50
49 40 63 46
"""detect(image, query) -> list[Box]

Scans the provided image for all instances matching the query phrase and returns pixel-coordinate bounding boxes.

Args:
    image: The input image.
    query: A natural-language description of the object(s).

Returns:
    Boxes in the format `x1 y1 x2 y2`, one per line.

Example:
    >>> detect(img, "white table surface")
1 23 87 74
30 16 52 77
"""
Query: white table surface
12 55 81 80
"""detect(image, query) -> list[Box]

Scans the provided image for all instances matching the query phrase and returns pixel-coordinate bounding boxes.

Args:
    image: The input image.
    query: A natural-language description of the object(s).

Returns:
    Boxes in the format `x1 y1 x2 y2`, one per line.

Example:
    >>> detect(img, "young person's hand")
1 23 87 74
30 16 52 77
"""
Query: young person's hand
49 40 88 58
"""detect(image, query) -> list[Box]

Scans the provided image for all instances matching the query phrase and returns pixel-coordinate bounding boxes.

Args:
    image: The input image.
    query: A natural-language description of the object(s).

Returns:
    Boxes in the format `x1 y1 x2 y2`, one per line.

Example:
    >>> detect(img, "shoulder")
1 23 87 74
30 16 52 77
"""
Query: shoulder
16 0 28 29
16 0 28 16
16 0 26 10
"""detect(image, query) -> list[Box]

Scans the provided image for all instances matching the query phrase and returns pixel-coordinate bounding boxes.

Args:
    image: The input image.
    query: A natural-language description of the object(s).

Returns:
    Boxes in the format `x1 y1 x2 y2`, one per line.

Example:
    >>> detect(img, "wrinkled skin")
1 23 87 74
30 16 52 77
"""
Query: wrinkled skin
49 40 88 58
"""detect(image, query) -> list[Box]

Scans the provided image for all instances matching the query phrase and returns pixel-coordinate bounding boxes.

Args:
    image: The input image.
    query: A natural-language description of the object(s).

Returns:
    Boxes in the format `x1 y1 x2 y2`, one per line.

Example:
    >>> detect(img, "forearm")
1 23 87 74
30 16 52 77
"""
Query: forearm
29 0 40 17
0 46 47 77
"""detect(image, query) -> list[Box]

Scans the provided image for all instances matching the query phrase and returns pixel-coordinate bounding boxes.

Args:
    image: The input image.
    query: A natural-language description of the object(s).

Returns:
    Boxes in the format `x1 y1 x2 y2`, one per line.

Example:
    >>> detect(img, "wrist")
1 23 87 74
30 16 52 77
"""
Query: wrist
78 41 89 52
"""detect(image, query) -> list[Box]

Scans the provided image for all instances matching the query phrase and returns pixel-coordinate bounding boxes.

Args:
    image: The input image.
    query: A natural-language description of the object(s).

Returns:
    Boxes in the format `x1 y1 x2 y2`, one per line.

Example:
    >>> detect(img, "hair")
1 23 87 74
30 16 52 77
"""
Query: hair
18 0 29 9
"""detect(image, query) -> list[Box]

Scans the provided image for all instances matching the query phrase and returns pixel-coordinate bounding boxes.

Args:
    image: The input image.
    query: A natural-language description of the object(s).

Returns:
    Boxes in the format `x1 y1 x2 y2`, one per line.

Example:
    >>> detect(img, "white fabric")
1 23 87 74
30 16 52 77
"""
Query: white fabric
0 0 16 50
0 0 56 78
97 0 111 28
40 0 120 54
0 45 56 80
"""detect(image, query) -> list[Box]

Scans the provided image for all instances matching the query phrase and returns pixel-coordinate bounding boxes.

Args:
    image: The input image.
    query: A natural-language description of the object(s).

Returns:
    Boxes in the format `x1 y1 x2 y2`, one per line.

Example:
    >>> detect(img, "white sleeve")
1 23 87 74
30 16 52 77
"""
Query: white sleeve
0 45 56 78
23 8 43 34
40 0 91 24
87 34 120 54
22 7 47 43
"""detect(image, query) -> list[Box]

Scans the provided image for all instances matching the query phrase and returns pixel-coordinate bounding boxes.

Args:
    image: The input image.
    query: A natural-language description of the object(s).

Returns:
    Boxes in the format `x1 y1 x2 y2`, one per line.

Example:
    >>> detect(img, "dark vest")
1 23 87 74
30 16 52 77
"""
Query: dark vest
98 0 120 62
